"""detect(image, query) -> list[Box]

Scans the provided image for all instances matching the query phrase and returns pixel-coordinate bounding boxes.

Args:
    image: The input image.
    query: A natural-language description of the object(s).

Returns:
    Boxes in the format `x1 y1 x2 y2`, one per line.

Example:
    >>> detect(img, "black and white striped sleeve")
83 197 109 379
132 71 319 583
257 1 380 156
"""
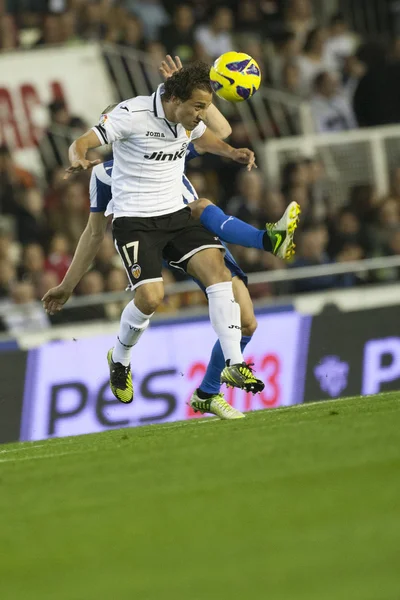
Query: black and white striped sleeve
91 104 133 145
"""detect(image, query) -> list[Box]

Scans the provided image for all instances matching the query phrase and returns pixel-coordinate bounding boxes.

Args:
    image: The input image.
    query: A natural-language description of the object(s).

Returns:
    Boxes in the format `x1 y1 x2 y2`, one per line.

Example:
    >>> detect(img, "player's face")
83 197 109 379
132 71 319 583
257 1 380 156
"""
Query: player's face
174 89 212 130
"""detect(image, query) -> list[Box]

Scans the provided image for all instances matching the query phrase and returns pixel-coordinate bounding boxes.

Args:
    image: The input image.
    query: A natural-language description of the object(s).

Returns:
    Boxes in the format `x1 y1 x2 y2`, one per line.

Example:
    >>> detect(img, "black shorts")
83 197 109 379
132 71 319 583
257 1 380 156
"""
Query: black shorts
113 207 224 290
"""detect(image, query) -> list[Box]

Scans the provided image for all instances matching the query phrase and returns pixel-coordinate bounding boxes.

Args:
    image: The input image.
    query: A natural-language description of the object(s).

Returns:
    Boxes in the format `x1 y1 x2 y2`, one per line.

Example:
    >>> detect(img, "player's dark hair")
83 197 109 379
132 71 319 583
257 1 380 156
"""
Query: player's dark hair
163 62 212 102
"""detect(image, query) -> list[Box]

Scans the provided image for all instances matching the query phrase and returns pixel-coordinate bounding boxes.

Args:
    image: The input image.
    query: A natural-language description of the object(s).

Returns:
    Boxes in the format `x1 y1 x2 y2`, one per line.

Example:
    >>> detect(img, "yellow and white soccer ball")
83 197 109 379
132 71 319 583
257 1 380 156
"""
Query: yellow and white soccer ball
209 51 261 103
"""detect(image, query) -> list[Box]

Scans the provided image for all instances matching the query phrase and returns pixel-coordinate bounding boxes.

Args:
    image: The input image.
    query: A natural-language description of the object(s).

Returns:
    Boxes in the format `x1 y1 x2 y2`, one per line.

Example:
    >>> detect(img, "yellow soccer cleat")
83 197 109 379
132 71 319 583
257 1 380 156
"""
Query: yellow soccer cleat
189 390 245 420
107 348 133 404
266 201 301 260
221 362 265 394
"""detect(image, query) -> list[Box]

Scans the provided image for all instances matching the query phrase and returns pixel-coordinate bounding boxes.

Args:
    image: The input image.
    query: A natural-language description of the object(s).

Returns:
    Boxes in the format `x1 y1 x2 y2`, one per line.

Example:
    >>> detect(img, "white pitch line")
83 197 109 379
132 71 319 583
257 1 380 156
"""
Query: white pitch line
0 446 104 464
0 451 78 464
0 444 47 455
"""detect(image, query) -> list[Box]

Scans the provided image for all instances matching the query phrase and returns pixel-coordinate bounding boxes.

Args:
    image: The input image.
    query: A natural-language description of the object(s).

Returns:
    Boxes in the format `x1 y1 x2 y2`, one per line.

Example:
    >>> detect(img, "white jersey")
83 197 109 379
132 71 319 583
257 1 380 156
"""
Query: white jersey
91 84 206 218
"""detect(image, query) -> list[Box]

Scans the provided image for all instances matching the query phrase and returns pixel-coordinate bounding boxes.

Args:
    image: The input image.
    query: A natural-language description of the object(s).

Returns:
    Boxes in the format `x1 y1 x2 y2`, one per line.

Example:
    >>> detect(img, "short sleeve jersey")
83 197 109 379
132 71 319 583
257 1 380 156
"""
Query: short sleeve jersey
91 84 206 218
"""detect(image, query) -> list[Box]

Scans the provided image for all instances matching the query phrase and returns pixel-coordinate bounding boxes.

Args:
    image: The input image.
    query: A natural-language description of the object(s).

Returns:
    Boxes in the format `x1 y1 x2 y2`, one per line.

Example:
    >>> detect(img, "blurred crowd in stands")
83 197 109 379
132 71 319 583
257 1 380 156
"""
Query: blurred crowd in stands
1 0 400 331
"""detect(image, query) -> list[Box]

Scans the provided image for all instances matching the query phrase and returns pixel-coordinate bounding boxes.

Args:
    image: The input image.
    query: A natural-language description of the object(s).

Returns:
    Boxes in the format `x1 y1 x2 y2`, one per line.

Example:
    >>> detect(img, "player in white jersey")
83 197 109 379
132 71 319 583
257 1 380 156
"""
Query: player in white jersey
64 62 267 407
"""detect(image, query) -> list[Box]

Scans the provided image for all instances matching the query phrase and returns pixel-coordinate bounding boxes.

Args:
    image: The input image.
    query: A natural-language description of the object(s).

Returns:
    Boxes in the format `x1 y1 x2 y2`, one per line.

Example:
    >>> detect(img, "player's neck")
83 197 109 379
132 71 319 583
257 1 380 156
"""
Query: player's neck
161 98 178 124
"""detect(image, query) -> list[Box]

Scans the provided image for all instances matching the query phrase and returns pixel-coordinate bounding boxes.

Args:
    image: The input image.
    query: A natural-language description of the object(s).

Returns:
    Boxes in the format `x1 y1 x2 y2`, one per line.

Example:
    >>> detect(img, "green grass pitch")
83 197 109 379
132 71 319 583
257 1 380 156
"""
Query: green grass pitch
0 393 399 600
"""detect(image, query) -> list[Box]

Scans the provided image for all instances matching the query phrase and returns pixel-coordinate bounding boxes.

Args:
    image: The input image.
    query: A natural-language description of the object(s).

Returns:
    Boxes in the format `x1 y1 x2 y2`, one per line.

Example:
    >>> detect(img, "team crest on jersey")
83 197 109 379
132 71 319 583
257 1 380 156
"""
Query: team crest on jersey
131 264 141 279
99 114 108 126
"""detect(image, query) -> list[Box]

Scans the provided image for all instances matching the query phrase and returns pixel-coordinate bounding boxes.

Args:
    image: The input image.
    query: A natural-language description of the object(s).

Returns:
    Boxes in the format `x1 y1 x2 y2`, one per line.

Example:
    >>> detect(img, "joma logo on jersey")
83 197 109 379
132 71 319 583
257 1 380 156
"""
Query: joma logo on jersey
144 143 188 162
145 131 166 138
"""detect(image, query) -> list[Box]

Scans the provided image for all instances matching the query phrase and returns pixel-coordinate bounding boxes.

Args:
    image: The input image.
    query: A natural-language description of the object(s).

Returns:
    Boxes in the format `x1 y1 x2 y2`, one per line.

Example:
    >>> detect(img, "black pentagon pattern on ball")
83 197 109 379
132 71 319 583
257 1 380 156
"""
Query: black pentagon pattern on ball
210 80 223 92
247 63 260 76
226 59 251 72
237 86 251 100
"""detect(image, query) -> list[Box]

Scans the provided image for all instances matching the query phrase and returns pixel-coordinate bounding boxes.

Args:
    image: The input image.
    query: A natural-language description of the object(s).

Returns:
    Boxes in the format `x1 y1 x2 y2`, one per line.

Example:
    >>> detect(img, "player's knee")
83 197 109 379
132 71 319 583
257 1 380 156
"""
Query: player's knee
241 316 257 338
190 197 213 220
135 284 164 313
208 261 231 285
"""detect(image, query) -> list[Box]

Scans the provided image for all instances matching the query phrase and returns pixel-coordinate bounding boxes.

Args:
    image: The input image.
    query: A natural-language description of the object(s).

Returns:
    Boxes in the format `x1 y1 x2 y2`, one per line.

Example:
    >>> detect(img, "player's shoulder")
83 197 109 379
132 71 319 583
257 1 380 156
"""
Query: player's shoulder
114 95 154 115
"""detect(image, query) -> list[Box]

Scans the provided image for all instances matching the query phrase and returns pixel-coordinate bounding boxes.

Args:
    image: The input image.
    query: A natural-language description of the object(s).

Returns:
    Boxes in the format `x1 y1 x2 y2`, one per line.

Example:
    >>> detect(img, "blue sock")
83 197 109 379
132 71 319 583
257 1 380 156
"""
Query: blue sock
200 204 269 250
199 335 253 395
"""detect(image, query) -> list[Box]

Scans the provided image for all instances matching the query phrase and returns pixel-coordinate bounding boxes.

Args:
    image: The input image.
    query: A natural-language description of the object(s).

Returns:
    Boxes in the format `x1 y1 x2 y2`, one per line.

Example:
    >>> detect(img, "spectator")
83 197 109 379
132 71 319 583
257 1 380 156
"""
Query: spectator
0 221 20 266
371 197 400 255
349 184 379 224
0 259 16 299
126 0 170 41
298 27 333 95
120 15 145 50
290 224 337 293
79 1 107 40
226 170 268 227
281 160 309 197
324 13 358 73
160 4 195 63
49 180 89 248
281 60 302 95
310 71 357 133
16 187 52 247
36 270 59 303
36 13 64 46
195 5 234 61
270 31 300 87
45 233 72 283
328 207 364 257
61 10 82 45
39 99 85 177
0 281 50 334
78 270 104 296
353 41 400 127
0 14 18 49
284 0 316 46
0 145 35 216
235 0 268 38
19 243 46 287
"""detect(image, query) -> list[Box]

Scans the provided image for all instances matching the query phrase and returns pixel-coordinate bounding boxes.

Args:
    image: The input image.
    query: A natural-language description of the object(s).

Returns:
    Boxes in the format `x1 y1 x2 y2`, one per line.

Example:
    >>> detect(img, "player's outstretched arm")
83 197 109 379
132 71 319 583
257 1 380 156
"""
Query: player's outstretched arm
42 212 108 315
194 128 256 171
65 129 102 179
159 54 231 141
201 103 231 140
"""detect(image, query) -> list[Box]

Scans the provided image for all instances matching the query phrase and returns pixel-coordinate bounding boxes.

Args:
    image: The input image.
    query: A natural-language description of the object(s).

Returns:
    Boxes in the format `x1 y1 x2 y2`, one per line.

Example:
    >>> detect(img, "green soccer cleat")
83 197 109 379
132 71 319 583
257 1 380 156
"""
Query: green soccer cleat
221 362 265 394
189 390 245 420
107 348 133 404
265 200 301 260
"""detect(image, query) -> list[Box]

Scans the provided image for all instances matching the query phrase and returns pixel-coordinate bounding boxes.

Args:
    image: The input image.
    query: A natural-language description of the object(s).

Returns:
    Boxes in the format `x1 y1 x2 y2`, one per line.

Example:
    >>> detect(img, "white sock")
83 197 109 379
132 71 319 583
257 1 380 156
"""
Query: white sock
206 281 243 365
112 301 153 366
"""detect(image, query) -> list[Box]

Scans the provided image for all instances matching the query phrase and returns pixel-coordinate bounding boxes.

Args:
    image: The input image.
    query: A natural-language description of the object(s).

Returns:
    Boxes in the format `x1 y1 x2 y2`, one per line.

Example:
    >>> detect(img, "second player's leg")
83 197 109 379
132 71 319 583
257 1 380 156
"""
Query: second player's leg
189 197 301 260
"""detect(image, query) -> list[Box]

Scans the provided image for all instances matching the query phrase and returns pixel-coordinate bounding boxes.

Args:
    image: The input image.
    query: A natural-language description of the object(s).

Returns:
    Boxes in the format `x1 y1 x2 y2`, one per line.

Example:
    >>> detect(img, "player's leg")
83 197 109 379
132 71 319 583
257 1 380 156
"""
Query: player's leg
109 217 165 403
165 215 264 395
190 276 257 418
190 197 301 260
186 247 264 395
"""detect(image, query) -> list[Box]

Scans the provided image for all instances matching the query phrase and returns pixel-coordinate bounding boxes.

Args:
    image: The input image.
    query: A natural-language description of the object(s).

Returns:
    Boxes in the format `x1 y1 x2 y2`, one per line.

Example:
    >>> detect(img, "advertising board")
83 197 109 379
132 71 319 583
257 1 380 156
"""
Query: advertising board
21 310 310 441
305 304 400 401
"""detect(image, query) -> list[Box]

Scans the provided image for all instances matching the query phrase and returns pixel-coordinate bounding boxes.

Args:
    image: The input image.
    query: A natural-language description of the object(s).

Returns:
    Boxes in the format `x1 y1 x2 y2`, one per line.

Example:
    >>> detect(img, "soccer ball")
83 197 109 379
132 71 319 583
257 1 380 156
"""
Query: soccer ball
209 52 261 103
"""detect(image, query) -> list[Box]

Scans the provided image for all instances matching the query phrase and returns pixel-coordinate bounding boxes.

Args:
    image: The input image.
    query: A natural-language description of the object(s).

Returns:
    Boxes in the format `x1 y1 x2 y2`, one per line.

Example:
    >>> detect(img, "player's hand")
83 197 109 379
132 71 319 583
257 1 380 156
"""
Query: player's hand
230 148 257 171
42 286 72 315
159 55 183 80
64 158 101 179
